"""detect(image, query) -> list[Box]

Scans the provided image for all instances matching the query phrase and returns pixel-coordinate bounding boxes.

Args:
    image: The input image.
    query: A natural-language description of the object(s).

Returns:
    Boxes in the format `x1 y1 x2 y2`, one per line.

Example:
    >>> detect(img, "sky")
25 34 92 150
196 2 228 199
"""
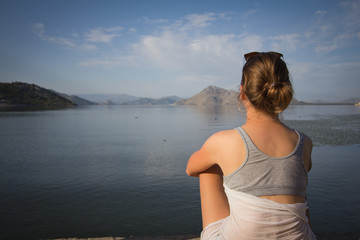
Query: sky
0 0 359 101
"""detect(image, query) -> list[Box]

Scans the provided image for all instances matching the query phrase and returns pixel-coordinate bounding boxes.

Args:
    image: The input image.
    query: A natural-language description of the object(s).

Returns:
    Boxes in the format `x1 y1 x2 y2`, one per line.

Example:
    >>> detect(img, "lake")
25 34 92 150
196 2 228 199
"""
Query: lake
0 105 359 239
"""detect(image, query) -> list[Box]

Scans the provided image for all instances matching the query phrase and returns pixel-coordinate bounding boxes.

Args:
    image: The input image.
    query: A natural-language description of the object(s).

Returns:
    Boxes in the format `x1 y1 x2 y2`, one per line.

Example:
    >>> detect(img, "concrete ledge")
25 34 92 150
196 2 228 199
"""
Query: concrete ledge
45 232 360 240
47 235 200 240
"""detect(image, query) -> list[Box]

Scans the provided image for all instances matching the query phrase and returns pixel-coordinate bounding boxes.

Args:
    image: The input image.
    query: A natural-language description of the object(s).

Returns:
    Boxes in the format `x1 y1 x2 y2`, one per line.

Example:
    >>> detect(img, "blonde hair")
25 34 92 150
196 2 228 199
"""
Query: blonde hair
240 52 293 115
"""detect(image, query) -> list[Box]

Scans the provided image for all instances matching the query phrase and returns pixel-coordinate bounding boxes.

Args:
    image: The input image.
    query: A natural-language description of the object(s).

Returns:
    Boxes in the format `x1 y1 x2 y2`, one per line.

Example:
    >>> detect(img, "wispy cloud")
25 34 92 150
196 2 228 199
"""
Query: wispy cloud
78 55 137 67
84 26 123 43
31 7 360 99
241 9 258 19
184 12 218 28
270 34 300 52
292 60 360 100
315 10 327 17
143 17 169 24
77 13 265 90
80 44 98 51
309 1 360 53
33 23 75 47
33 23 99 51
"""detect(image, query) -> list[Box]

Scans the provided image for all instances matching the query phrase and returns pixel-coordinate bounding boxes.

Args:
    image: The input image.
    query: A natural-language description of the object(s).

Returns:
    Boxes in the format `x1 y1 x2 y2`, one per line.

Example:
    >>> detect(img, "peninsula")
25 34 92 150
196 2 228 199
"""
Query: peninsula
0 82 77 108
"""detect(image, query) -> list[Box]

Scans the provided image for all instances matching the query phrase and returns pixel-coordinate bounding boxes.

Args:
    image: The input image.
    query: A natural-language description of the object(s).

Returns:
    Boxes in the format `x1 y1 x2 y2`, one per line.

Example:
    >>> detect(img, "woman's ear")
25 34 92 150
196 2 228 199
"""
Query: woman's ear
240 85 246 101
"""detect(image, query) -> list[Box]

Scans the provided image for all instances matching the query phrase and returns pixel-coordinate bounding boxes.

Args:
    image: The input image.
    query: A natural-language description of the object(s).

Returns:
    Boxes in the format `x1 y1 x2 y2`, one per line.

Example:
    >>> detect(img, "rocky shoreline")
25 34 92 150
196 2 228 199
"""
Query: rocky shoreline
45 232 360 240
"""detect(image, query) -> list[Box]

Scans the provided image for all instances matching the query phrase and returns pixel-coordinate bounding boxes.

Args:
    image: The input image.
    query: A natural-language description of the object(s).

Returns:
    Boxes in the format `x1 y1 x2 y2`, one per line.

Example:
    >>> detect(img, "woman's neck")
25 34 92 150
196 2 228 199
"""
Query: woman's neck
245 106 280 124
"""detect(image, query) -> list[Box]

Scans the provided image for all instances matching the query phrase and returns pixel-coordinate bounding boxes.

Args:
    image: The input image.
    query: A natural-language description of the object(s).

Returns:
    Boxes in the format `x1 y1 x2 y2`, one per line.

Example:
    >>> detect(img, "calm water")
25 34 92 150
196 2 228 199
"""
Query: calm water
0 105 359 239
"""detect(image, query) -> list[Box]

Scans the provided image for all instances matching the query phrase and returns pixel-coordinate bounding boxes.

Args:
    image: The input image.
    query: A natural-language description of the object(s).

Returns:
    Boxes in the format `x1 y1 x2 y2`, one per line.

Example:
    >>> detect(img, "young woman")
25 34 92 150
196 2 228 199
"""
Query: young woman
186 52 316 240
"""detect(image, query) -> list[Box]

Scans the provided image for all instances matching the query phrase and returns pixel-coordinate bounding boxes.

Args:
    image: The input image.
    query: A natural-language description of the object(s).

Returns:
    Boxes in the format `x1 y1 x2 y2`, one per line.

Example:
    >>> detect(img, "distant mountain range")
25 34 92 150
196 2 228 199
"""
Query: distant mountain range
174 85 303 106
122 96 181 105
77 93 140 105
1 82 358 109
78 93 182 105
0 82 184 108
175 86 359 106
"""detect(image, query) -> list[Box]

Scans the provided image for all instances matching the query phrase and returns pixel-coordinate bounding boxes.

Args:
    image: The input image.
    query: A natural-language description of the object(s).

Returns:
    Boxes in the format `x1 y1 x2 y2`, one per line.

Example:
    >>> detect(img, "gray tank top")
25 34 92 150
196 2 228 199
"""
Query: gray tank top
223 127 308 197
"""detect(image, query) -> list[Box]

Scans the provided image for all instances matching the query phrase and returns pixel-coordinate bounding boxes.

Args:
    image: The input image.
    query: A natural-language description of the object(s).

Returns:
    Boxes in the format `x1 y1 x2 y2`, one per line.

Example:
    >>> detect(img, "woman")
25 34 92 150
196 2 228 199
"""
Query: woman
186 52 316 240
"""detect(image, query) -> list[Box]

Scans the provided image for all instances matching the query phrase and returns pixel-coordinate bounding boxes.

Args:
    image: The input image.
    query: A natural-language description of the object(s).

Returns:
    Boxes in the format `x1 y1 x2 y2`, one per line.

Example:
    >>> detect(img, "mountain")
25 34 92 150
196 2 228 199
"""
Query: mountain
54 91 97 105
343 97 360 104
163 95 183 102
175 86 239 106
0 82 76 108
122 97 179 105
77 93 140 104
290 97 307 105
174 86 326 106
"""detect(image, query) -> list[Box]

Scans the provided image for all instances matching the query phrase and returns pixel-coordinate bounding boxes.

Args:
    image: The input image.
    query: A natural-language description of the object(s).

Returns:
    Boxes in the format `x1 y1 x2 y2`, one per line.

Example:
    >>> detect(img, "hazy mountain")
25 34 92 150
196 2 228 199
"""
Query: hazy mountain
77 93 140 104
175 86 239 106
53 91 97 105
342 97 360 104
0 82 76 108
122 97 179 105
163 95 183 102
174 86 343 106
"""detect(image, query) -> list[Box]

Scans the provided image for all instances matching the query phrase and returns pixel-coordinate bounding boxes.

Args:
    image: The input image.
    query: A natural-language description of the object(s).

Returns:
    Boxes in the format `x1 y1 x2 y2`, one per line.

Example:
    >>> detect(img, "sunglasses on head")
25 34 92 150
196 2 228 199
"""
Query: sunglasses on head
244 51 283 62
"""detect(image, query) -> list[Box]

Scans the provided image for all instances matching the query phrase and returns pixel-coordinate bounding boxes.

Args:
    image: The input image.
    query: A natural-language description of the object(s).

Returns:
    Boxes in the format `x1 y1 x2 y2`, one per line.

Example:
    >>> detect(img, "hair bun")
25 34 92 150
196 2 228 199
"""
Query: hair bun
240 52 293 115
269 82 283 89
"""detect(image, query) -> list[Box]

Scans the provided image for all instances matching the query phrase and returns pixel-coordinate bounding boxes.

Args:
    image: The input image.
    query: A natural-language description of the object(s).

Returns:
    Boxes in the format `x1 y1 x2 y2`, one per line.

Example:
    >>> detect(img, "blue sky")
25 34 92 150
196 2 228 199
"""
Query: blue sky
0 0 359 101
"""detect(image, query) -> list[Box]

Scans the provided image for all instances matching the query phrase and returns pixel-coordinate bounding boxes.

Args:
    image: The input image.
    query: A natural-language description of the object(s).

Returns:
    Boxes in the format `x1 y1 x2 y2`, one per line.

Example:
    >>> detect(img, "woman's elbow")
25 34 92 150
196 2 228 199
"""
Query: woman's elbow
186 167 199 177
186 159 200 177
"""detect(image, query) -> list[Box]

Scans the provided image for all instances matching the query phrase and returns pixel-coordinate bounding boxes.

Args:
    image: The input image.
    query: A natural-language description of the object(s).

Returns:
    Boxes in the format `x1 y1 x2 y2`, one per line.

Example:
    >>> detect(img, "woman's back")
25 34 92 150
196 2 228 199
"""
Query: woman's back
215 119 309 204
186 52 316 239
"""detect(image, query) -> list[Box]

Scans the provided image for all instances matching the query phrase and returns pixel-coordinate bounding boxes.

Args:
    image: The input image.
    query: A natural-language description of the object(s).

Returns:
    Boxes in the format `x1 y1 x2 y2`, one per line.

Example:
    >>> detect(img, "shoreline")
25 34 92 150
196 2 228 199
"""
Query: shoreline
44 232 360 240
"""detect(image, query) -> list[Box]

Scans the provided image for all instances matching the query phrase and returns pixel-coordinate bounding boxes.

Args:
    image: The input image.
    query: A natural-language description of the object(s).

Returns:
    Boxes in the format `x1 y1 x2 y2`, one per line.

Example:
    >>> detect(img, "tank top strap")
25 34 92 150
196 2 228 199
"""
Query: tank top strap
293 129 304 157
235 127 305 160
235 127 257 152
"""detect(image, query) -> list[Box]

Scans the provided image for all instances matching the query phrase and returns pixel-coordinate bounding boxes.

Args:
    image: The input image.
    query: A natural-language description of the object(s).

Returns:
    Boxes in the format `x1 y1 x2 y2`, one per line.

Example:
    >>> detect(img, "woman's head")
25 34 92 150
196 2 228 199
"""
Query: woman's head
240 51 293 115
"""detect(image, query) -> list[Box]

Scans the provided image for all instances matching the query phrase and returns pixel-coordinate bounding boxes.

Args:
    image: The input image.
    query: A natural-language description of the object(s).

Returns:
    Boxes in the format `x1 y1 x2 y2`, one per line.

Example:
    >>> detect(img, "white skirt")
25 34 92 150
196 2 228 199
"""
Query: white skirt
201 185 316 240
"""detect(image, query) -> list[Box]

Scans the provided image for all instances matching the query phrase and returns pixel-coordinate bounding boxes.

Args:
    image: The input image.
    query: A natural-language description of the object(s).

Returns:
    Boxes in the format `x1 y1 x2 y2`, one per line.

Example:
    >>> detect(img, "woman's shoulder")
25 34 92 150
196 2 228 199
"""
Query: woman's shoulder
206 129 241 144
202 129 244 154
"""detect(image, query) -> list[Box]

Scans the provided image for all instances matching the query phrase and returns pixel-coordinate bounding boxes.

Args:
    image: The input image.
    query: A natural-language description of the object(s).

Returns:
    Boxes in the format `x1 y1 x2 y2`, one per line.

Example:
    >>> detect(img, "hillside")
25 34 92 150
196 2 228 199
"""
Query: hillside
175 86 239 106
0 82 76 108
54 91 96 105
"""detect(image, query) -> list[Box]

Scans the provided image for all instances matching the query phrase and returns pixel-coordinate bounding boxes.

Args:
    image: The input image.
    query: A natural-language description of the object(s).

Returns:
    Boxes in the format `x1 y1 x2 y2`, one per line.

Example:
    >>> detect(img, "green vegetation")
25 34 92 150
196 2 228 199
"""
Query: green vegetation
0 82 76 108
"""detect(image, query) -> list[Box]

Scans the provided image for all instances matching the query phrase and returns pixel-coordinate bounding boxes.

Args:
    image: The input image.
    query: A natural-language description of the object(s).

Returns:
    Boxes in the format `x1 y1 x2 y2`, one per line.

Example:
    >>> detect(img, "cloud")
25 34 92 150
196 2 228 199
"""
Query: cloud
143 17 169 24
315 10 327 16
81 44 98 51
309 0 360 53
84 26 123 43
78 24 264 92
76 11 266 93
270 34 300 52
184 12 218 28
314 43 338 53
241 9 258 19
33 23 45 35
291 60 360 100
78 55 137 67
32 23 75 47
